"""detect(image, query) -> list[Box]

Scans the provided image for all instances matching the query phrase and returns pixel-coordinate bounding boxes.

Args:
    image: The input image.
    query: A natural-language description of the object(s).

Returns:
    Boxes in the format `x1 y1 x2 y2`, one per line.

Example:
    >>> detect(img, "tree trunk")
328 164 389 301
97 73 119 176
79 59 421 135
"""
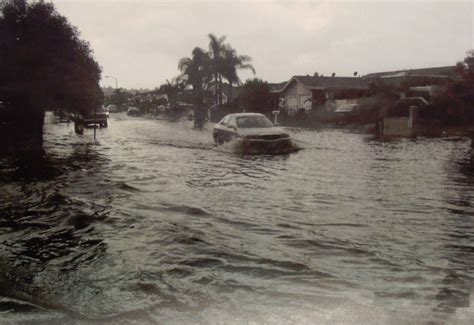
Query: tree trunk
214 73 219 105
218 75 223 106
0 107 45 155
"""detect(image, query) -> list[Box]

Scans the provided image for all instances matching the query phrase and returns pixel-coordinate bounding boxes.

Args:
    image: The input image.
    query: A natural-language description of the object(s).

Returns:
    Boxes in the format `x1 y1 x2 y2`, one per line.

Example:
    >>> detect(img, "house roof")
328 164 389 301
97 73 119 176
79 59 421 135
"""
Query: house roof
277 75 370 93
221 83 242 100
268 82 287 93
364 66 456 79
207 82 242 100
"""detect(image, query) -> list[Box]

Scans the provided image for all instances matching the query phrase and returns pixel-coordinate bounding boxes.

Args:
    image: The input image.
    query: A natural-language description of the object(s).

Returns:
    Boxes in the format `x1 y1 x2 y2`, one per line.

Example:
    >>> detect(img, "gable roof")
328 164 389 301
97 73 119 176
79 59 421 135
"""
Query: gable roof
207 81 242 100
364 66 456 79
221 83 242 100
268 82 288 93
278 75 370 93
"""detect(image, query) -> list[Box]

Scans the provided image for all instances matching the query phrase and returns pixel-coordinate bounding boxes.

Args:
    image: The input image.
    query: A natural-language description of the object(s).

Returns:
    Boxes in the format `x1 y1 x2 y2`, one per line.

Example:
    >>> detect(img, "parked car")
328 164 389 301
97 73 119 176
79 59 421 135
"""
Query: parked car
334 104 360 122
127 107 140 116
213 113 292 150
82 108 108 127
388 97 430 117
106 104 118 113
100 106 110 118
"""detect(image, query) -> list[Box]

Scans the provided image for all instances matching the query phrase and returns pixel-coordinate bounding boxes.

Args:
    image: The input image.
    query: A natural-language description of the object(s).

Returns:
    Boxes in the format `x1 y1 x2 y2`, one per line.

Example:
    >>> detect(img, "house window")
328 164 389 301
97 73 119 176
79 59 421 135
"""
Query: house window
287 96 297 108
300 95 311 110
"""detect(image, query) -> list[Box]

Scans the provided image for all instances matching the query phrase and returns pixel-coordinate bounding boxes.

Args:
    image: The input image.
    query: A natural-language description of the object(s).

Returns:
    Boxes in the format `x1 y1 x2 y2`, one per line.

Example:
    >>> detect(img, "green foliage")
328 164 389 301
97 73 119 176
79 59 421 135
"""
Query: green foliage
159 77 185 108
178 47 210 106
0 0 103 117
106 88 129 107
431 50 474 124
240 78 272 113
178 34 255 107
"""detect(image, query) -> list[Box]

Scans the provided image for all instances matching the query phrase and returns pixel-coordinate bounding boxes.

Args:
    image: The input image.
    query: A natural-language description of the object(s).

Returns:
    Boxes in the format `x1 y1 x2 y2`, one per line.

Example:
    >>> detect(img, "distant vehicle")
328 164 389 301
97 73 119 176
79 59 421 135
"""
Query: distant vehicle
106 104 118 113
334 104 360 120
213 113 291 150
389 97 430 117
82 108 108 127
100 106 110 118
406 86 441 103
127 107 140 116
58 110 72 123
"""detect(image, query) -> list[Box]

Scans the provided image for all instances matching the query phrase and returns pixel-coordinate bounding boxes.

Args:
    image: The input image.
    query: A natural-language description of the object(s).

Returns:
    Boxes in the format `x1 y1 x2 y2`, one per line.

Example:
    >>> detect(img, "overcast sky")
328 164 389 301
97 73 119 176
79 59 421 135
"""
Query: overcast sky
53 0 473 89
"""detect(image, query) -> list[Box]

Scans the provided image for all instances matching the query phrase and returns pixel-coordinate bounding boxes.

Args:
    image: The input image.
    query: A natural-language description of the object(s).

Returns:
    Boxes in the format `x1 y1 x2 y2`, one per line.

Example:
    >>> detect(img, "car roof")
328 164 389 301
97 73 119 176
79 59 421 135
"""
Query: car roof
223 113 265 118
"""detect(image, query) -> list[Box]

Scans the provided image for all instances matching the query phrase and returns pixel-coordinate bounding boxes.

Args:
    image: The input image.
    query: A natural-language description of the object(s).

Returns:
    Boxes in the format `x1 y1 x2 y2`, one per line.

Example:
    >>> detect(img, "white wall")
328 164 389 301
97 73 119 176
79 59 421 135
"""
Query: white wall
283 80 313 112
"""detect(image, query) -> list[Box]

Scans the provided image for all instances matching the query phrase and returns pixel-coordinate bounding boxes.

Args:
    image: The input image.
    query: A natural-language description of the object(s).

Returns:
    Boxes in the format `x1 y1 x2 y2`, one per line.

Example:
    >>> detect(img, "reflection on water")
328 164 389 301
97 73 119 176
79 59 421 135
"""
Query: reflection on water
0 112 473 323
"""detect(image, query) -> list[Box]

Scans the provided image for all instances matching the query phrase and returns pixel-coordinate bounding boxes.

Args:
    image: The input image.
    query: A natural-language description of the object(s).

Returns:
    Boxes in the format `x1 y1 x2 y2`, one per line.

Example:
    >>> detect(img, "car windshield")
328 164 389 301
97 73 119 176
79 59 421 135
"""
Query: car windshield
236 116 273 128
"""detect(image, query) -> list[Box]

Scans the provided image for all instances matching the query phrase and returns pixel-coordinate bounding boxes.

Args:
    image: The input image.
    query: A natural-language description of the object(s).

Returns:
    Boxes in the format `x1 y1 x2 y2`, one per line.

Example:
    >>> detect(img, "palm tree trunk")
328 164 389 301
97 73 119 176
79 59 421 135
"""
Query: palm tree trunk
218 75 223 106
214 73 219 105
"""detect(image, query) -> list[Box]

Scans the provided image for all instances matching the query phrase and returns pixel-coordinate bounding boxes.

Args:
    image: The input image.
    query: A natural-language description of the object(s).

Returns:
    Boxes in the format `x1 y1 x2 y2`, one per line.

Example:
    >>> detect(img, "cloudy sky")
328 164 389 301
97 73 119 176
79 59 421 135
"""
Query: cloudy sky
53 0 473 89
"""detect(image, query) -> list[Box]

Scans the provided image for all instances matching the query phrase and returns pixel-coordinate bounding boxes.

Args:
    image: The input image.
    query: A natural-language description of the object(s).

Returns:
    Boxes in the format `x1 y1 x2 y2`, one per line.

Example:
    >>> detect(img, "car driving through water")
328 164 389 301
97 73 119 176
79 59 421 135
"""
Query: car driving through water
213 113 292 153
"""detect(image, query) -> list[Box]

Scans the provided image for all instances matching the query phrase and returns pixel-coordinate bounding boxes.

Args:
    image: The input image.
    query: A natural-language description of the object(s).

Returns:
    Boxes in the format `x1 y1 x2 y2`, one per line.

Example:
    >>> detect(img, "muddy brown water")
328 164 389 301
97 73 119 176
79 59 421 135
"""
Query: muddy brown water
1 112 473 324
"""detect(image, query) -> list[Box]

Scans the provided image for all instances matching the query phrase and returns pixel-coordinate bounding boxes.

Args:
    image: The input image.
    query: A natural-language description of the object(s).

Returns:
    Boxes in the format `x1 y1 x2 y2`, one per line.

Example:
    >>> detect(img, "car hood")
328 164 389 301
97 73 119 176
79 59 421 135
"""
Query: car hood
238 127 288 136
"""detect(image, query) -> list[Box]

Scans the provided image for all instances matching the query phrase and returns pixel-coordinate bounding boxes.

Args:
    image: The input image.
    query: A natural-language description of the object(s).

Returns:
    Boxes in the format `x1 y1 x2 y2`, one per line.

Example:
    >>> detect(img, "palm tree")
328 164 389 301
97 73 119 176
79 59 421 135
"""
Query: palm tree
178 47 210 128
207 33 227 105
207 34 256 106
178 47 210 104
221 44 255 105
159 76 185 109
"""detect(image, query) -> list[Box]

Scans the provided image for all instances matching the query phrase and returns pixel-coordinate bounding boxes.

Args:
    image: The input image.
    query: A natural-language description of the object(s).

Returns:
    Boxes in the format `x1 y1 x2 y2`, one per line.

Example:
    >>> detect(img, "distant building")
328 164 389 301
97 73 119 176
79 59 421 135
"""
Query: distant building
207 82 242 105
364 66 457 88
271 75 370 115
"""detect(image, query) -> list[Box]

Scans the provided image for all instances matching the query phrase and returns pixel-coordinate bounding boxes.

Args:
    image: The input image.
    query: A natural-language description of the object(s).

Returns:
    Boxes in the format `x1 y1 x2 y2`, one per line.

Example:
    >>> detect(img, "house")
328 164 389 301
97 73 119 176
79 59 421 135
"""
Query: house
271 75 370 114
207 82 242 105
364 66 457 88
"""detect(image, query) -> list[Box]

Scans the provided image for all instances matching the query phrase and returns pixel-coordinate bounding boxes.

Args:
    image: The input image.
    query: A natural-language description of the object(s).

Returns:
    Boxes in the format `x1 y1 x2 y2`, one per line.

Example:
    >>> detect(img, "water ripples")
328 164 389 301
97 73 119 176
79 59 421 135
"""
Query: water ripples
1 113 474 323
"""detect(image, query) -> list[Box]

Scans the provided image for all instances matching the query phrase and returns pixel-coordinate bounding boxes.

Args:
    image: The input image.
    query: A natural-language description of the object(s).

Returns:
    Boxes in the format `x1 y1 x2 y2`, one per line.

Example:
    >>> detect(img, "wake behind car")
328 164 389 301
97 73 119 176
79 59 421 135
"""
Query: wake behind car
213 113 292 152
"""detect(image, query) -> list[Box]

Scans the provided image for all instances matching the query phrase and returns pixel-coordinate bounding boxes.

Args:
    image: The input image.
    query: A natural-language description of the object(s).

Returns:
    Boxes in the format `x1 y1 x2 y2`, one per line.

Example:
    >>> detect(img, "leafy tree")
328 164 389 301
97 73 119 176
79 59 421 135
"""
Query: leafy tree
107 88 129 108
431 50 474 124
240 78 272 113
207 33 227 106
207 34 254 106
0 0 103 150
159 77 184 108
178 46 210 128
178 47 210 105
221 45 255 103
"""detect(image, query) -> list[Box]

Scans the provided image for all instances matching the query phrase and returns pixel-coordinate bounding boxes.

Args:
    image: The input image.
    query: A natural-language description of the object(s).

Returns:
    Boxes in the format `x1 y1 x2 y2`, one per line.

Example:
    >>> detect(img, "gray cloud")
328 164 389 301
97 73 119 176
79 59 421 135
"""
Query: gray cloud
53 0 473 89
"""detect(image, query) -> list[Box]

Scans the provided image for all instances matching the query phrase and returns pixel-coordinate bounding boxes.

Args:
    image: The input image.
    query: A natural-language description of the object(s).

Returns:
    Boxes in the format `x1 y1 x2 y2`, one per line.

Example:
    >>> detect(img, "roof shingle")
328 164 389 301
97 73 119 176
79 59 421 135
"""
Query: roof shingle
292 76 370 90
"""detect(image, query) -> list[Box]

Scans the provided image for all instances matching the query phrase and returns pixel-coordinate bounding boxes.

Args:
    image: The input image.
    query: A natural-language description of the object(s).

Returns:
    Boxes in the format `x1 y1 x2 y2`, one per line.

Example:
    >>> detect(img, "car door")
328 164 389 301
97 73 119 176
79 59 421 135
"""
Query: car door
225 116 239 141
215 115 231 141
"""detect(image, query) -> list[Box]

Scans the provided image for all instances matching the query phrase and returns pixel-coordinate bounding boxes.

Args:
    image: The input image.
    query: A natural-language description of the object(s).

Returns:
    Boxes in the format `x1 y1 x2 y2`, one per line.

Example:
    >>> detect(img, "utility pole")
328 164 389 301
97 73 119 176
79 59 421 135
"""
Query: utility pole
105 75 118 89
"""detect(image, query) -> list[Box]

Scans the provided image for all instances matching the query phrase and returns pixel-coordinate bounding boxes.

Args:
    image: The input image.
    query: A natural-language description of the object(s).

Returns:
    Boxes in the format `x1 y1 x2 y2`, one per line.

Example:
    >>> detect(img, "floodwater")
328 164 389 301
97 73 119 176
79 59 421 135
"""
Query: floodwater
1 112 473 324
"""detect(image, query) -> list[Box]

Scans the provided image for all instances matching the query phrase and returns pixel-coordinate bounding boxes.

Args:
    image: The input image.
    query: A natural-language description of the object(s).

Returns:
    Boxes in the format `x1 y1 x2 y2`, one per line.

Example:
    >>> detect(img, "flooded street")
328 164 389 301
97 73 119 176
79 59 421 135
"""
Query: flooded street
1 112 473 324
